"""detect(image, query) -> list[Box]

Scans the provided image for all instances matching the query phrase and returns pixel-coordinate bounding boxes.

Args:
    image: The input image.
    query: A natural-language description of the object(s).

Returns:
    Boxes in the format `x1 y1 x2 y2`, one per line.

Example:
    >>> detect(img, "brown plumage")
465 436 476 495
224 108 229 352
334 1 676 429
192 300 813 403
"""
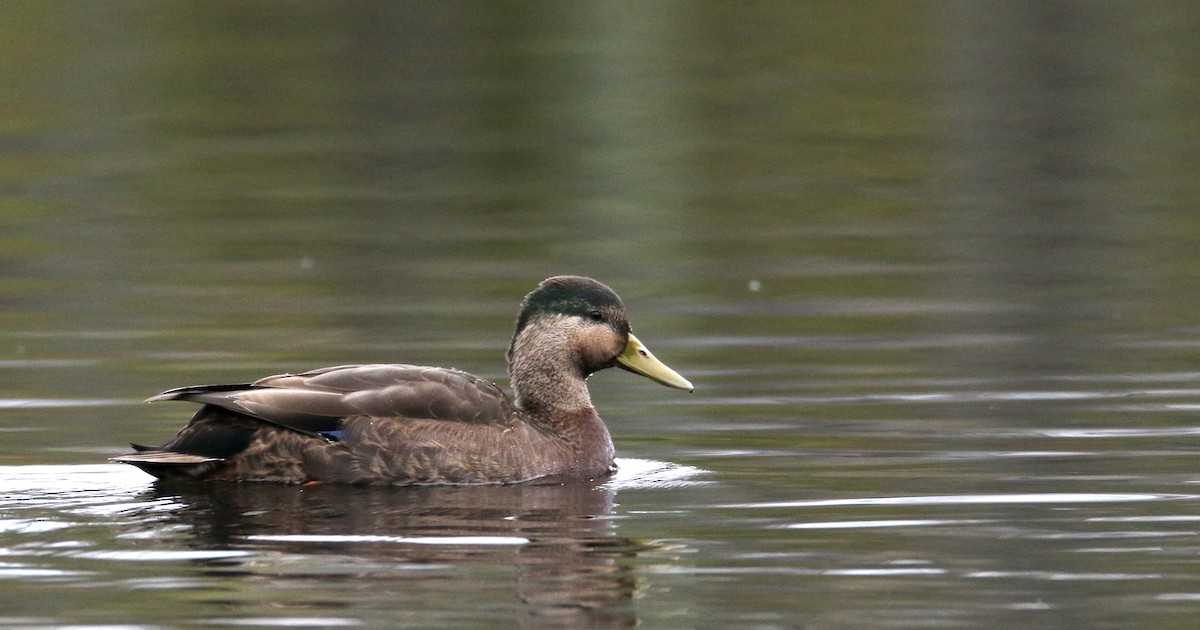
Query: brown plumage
112 276 693 485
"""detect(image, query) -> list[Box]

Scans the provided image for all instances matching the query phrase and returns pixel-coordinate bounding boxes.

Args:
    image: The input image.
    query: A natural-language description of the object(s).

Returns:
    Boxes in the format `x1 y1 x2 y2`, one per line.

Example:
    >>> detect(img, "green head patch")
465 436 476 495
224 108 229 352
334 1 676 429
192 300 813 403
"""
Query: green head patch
513 276 630 337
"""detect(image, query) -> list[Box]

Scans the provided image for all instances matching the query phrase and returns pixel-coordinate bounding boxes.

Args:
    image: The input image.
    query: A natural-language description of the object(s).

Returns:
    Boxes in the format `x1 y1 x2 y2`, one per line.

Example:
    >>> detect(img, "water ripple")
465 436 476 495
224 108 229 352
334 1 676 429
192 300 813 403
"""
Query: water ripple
246 534 529 546
604 458 712 490
71 549 252 562
0 399 130 409
786 518 995 530
719 493 1194 509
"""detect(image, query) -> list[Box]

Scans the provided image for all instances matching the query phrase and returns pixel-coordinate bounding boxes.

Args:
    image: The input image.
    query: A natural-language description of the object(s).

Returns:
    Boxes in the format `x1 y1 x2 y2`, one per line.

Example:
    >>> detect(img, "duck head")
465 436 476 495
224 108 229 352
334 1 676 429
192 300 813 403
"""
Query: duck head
506 276 692 411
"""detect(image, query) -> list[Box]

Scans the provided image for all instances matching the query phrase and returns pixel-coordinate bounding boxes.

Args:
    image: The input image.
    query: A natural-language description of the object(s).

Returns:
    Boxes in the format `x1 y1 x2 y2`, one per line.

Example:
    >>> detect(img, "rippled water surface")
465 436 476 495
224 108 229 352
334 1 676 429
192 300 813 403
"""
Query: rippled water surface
4 2 1200 628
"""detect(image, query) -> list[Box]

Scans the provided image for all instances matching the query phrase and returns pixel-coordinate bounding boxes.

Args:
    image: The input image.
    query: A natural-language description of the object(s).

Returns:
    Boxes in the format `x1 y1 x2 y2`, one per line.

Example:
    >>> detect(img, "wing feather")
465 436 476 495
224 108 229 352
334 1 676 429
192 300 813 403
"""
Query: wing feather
147 364 517 436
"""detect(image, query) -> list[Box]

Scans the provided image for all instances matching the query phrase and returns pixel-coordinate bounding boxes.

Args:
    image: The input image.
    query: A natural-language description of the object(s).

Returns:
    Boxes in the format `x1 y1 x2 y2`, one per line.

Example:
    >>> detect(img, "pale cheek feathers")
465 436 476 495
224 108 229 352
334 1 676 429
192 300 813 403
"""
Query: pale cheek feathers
574 325 626 369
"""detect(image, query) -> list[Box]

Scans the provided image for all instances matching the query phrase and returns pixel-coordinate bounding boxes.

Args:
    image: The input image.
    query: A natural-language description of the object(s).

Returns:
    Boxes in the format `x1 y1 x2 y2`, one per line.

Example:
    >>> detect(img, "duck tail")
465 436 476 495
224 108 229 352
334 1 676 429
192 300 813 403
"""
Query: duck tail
110 450 225 480
114 404 260 481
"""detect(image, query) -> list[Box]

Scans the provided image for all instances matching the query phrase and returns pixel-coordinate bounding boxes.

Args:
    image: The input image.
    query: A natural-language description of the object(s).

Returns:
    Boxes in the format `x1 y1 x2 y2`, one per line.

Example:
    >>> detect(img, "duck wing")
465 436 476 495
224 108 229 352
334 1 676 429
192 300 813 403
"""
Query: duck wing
147 364 518 436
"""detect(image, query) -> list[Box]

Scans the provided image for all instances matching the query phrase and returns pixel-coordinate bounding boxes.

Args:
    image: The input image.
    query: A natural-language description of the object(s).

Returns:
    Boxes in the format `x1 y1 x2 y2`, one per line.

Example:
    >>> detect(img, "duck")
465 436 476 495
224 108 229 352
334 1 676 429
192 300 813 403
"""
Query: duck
112 276 693 485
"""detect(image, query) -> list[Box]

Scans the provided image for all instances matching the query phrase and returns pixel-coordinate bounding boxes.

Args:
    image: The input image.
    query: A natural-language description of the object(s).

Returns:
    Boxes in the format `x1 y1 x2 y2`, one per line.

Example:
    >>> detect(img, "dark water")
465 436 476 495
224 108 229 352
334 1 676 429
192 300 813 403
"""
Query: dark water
4 2 1200 628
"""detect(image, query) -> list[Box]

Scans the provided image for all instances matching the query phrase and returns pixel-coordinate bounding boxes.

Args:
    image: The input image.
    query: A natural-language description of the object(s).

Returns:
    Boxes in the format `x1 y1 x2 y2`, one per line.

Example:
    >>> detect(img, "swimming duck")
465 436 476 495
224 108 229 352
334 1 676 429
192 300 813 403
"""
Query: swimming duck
112 276 693 485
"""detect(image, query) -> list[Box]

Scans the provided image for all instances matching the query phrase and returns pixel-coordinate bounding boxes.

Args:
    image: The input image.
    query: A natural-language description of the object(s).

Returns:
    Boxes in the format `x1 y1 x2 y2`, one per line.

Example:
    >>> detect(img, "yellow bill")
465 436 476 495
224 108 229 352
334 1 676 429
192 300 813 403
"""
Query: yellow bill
616 333 694 392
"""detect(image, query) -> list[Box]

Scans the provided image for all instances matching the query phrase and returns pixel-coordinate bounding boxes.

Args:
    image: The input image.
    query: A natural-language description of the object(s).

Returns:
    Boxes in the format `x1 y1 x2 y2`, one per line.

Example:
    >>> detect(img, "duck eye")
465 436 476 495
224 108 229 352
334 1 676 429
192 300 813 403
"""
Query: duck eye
587 310 604 322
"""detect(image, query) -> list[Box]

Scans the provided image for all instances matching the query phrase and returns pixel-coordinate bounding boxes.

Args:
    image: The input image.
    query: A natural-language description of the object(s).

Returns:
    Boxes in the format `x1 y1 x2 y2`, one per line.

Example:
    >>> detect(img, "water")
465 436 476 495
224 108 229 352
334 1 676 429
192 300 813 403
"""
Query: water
0 461 705 628
3 2 1200 628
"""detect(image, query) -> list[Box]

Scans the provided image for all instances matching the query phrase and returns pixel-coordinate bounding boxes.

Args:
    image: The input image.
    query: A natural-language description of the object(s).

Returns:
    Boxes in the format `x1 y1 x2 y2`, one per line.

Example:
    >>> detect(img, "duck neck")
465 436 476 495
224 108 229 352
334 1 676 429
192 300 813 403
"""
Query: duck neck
507 327 595 419
506 323 616 474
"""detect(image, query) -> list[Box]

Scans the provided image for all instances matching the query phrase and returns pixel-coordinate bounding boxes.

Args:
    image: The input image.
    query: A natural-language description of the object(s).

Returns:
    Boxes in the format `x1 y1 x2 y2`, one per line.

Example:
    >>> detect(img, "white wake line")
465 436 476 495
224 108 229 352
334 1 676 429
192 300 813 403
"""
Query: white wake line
719 492 1196 509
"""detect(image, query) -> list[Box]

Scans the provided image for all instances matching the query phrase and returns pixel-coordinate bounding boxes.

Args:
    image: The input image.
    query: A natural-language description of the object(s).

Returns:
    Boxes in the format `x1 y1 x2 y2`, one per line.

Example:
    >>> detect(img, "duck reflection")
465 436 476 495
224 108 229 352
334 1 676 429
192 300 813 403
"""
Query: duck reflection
148 480 639 627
